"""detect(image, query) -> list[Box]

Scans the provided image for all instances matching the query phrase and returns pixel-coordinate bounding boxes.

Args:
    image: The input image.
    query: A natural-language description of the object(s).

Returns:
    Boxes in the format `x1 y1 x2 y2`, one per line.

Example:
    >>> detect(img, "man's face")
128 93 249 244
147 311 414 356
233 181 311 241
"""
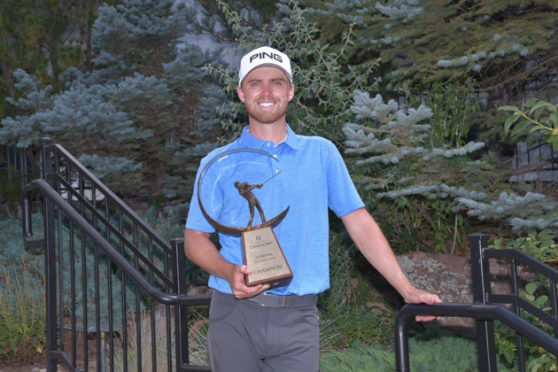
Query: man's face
237 66 294 125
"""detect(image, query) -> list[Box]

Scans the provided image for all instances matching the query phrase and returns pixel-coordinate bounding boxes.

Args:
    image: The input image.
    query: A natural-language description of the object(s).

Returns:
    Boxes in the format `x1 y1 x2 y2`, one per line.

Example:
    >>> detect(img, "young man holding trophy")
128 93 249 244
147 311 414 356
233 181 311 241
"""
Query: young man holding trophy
184 46 441 372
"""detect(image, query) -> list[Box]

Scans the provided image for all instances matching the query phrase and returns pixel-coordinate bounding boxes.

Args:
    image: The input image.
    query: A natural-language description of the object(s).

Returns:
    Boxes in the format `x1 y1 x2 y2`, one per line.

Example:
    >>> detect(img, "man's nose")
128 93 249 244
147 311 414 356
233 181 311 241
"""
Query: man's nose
261 82 273 95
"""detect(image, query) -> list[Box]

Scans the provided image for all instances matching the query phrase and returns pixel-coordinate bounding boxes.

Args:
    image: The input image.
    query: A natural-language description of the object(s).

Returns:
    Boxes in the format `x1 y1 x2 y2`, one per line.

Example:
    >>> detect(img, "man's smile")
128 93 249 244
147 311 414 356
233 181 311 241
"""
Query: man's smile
257 101 276 108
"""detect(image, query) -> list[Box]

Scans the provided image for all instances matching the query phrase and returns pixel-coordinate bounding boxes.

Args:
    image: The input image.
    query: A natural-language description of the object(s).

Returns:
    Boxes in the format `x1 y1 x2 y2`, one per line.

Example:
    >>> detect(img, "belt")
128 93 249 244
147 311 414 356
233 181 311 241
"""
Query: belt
246 292 317 308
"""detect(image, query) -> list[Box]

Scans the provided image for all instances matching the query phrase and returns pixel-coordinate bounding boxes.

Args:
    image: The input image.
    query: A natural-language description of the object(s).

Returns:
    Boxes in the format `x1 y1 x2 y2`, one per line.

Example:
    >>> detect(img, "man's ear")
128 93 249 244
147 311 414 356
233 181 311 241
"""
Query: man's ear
237 85 245 103
288 84 295 102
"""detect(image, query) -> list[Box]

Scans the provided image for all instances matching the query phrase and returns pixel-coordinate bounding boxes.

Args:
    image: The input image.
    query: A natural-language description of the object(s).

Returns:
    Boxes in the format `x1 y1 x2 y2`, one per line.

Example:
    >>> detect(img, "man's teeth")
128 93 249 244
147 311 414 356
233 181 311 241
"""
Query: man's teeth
259 102 274 107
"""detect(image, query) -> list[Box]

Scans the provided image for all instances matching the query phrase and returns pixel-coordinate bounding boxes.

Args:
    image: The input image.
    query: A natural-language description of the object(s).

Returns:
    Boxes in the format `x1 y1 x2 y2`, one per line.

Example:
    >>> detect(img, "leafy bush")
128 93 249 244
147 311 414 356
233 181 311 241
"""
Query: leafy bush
500 98 558 150
491 229 558 263
489 231 558 372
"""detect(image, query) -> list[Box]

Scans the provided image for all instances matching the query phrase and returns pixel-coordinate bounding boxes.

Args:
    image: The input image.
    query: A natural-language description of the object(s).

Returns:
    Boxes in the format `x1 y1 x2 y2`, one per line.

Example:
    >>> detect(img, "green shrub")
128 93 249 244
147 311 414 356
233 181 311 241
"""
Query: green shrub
318 229 397 349
489 231 558 372
491 228 558 263
500 97 558 150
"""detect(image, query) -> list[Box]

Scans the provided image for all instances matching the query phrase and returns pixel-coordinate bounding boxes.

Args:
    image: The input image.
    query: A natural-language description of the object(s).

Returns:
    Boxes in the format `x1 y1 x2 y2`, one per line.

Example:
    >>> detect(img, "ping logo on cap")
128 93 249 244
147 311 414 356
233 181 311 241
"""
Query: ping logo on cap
249 51 283 64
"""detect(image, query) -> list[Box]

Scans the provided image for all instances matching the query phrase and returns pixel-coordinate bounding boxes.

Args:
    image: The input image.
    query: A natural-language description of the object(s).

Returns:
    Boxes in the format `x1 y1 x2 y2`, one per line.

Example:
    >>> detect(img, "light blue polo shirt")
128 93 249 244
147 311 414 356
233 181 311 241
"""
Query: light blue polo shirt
185 125 364 295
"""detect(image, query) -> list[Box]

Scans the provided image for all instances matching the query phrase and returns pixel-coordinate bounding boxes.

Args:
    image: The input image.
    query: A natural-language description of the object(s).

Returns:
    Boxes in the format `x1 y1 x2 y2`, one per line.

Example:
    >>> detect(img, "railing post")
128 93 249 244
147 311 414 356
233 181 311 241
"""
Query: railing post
468 233 498 372
22 187 45 248
172 238 190 372
395 308 412 372
41 138 58 372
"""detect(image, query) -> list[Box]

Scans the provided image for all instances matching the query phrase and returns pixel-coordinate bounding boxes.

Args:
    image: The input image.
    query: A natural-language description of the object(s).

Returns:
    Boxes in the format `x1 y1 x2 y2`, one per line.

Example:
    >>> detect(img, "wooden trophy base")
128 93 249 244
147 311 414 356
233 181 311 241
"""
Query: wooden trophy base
242 226 292 289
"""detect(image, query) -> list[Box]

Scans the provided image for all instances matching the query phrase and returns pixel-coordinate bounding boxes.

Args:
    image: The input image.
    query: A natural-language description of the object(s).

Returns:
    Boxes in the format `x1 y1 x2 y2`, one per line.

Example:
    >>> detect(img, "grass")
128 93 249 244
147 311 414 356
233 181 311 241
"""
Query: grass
319 326 522 372
0 213 46 365
320 328 480 372
0 263 46 363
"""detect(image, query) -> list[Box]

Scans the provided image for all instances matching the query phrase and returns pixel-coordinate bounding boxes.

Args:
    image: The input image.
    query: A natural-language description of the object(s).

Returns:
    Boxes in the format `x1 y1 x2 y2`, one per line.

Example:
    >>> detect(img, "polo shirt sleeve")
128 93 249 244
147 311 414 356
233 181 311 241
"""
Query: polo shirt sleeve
325 141 365 217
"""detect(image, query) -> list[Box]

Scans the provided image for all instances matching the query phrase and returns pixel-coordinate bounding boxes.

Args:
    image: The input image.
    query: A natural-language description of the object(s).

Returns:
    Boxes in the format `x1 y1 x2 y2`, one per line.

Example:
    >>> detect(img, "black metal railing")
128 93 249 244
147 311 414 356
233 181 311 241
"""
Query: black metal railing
1 143 37 185
395 233 558 372
22 138 211 372
1 144 35 216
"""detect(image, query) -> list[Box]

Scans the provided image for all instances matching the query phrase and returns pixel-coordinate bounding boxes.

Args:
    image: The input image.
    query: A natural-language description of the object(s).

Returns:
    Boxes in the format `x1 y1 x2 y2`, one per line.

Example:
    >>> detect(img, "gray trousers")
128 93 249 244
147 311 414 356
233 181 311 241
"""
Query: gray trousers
208 290 320 372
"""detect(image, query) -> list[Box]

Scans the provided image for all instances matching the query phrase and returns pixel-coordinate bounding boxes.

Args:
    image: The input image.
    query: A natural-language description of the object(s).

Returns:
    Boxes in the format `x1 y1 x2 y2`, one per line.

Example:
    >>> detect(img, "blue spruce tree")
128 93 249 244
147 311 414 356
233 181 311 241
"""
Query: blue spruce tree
344 90 558 246
0 0 229 207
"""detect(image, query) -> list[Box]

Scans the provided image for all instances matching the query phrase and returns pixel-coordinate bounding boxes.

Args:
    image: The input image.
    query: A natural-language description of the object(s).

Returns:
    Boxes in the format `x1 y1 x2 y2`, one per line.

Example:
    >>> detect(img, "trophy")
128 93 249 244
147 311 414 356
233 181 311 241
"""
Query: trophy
197 148 292 288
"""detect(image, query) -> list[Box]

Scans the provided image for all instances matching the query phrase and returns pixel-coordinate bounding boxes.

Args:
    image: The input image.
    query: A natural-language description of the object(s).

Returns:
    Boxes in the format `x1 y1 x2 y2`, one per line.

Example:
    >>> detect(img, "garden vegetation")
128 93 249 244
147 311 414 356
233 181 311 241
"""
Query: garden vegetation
0 0 557 370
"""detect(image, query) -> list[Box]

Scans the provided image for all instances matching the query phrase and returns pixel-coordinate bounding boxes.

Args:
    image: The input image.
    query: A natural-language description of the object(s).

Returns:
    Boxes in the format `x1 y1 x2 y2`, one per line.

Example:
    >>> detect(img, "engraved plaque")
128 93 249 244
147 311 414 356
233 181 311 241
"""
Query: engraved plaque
242 226 292 288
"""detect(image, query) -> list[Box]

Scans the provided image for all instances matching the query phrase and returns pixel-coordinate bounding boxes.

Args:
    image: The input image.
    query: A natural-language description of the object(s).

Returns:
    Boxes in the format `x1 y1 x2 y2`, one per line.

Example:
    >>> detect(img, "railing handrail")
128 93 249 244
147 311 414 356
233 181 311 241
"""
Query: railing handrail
45 141 170 250
395 303 558 372
24 178 210 307
484 248 558 281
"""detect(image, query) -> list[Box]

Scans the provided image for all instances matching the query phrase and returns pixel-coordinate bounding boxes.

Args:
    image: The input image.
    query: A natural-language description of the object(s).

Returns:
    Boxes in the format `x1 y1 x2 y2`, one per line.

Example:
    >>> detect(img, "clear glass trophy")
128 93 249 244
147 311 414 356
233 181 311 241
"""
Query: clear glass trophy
197 148 292 288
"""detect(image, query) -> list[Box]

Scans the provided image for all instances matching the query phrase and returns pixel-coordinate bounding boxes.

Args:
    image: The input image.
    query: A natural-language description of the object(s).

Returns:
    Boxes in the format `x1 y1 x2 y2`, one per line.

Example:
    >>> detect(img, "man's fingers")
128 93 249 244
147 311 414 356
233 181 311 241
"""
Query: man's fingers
415 315 439 322
231 265 270 299
238 265 252 274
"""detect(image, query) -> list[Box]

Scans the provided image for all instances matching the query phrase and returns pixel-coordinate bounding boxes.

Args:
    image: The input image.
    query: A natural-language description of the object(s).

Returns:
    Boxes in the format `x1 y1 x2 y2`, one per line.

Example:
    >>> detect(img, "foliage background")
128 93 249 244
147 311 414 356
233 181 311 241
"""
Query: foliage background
1 0 557 368
1 0 557 235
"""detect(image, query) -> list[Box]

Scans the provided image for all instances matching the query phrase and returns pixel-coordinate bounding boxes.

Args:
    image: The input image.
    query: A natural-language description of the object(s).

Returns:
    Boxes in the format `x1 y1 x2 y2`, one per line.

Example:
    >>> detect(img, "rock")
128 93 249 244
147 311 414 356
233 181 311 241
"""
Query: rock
398 252 474 332
397 251 527 335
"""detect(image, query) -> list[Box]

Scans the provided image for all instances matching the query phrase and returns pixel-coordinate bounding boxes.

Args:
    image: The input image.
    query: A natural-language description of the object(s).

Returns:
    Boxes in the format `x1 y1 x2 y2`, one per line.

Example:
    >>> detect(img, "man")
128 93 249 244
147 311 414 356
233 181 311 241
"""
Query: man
184 46 440 372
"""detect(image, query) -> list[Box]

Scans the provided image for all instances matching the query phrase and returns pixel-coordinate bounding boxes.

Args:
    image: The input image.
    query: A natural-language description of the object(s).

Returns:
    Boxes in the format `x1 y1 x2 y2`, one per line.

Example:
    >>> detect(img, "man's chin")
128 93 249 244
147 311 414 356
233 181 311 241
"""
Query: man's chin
249 112 286 125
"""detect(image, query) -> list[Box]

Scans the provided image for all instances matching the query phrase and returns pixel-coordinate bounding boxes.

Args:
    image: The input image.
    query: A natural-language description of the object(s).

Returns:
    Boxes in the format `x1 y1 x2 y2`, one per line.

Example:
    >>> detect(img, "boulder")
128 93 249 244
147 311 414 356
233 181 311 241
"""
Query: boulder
397 251 527 335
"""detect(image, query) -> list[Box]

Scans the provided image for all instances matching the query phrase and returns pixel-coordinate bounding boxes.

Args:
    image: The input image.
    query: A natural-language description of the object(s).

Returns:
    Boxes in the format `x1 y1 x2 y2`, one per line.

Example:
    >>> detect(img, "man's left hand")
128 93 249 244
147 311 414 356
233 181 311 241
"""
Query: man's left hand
401 287 442 322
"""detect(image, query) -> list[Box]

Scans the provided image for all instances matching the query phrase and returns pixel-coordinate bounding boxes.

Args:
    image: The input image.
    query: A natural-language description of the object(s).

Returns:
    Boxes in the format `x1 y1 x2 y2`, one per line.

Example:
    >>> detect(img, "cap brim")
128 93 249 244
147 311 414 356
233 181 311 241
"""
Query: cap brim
239 63 292 86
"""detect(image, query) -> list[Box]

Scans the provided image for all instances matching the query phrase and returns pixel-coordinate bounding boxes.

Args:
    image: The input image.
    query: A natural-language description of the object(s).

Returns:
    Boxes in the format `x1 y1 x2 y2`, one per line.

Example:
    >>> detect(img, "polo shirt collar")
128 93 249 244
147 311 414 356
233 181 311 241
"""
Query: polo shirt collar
237 124 302 150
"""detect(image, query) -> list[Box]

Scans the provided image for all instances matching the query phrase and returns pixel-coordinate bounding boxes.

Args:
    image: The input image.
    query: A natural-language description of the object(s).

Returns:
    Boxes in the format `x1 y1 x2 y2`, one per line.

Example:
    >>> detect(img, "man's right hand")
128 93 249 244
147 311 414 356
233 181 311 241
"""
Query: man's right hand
228 264 269 299
184 229 269 299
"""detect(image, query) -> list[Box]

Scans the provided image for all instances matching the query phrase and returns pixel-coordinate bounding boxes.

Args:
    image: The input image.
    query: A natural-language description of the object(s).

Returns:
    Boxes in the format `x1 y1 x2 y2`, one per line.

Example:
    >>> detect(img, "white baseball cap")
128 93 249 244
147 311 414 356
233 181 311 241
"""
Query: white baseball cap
238 46 292 86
